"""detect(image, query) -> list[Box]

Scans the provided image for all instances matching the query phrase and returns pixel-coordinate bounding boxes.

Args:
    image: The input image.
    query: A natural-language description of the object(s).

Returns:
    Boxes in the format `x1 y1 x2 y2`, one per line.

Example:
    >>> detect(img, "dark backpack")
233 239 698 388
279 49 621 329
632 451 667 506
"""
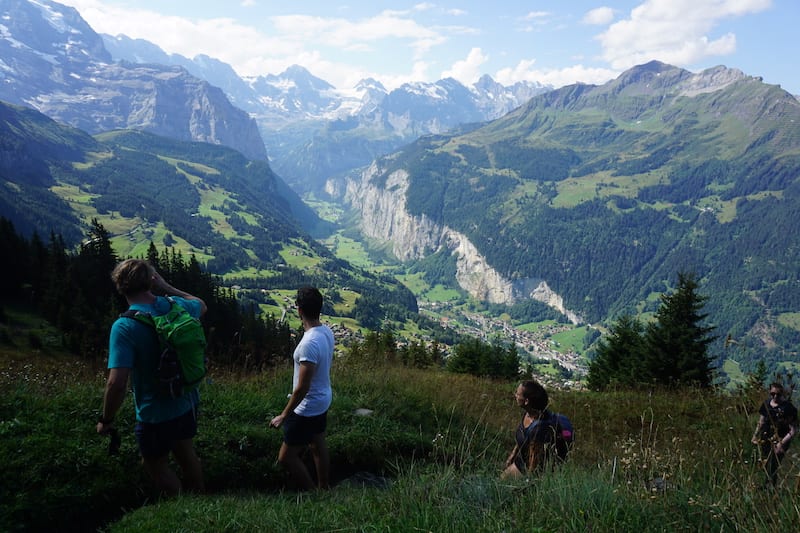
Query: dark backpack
122 297 207 398
526 411 575 462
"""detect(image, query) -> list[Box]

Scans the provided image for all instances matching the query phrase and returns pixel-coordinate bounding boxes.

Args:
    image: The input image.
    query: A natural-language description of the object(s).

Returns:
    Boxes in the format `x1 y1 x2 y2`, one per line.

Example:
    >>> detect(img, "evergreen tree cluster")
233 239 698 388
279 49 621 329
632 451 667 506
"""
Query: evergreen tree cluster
587 272 717 390
342 330 519 379
0 217 293 372
445 337 521 380
344 330 445 370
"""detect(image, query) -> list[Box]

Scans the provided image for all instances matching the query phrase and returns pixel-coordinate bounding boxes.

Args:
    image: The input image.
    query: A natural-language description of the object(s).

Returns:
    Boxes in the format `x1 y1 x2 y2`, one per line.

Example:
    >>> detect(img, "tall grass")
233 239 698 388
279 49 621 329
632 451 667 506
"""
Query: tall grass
2 351 798 532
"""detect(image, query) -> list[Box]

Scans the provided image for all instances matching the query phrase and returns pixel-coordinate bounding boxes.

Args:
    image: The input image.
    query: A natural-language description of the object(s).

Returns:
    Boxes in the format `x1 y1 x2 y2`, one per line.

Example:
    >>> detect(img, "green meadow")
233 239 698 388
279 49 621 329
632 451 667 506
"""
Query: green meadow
1 311 797 532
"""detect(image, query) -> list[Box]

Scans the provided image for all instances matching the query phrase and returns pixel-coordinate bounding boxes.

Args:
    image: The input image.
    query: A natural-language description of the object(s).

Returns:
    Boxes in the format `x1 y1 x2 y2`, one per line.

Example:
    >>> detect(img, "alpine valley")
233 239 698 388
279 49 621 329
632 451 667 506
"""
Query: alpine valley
2 0 799 382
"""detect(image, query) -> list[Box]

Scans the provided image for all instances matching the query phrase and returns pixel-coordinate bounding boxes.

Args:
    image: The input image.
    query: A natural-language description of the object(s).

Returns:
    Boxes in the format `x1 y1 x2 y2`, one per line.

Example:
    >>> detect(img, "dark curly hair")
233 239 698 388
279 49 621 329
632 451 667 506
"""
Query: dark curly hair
520 380 549 411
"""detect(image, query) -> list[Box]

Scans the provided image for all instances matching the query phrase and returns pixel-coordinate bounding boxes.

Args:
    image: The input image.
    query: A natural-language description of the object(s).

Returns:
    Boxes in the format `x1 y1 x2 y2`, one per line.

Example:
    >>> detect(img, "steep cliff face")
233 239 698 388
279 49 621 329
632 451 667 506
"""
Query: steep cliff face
344 163 443 261
339 164 581 322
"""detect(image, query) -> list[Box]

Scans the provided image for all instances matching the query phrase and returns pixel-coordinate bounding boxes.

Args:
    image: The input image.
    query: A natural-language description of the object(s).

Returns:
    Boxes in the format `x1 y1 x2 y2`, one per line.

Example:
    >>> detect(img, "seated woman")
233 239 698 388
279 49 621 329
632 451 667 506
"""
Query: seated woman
502 380 573 479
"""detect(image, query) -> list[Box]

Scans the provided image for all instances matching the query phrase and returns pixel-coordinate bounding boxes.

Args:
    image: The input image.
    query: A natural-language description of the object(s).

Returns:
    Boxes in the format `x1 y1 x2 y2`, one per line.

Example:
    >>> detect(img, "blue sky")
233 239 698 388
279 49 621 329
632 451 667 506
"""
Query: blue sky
58 0 799 95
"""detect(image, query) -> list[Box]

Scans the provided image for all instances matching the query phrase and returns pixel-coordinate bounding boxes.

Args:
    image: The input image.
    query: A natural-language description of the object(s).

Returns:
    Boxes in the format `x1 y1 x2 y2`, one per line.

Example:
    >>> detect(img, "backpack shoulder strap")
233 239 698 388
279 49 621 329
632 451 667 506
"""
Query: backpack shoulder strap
524 412 547 441
120 309 155 327
162 296 191 319
120 295 179 324
525 411 562 442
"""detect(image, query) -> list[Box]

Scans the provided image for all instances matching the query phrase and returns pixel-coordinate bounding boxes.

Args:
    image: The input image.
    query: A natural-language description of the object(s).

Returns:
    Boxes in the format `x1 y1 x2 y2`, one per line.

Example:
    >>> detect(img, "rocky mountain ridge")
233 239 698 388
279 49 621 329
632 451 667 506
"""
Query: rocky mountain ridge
0 0 266 160
103 33 550 125
99 32 552 192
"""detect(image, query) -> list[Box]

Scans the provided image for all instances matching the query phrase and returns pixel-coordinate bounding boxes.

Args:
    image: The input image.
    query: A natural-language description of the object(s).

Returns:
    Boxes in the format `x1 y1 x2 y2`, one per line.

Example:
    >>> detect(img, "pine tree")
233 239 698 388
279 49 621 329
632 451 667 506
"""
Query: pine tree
74 219 118 312
0 217 29 300
643 272 717 387
501 343 521 379
146 241 159 267
40 232 69 324
587 313 645 390
67 220 118 361
447 337 482 375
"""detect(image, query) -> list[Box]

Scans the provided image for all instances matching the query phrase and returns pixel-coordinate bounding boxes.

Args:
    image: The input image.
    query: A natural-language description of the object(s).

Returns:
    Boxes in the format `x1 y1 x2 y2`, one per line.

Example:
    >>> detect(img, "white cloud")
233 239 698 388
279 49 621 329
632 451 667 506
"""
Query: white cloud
523 11 550 20
58 1 447 87
495 59 618 89
59 0 294 75
441 47 489 85
516 10 553 32
583 7 615 25
379 61 433 91
597 0 772 70
271 11 445 57
55 0 781 95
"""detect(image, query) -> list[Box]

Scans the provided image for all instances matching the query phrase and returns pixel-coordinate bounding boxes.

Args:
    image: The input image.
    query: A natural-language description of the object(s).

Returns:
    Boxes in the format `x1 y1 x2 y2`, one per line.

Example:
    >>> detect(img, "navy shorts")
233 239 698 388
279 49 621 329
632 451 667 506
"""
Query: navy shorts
135 406 198 459
283 411 327 446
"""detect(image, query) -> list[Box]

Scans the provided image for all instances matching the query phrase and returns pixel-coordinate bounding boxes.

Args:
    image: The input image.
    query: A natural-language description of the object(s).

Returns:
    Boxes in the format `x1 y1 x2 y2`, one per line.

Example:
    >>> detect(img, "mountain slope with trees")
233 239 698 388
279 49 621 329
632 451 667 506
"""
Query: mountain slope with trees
0 99 314 266
0 100 420 335
341 61 800 376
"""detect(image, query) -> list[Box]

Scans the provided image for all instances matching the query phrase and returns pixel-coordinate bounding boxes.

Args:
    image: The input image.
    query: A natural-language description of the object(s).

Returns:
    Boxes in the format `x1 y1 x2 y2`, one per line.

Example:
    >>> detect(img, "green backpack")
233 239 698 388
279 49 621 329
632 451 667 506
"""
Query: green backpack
122 297 207 398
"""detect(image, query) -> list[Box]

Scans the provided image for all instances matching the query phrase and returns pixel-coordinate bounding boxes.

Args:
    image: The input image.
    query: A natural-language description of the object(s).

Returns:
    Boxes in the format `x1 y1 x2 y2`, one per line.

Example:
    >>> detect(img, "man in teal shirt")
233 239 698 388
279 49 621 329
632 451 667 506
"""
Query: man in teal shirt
97 259 207 496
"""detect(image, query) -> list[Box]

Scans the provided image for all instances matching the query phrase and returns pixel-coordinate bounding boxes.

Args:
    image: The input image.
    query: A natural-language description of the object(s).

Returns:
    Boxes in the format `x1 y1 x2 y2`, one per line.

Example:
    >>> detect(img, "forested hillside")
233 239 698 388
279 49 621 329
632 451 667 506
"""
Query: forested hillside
346 61 800 374
0 100 421 337
0 101 101 243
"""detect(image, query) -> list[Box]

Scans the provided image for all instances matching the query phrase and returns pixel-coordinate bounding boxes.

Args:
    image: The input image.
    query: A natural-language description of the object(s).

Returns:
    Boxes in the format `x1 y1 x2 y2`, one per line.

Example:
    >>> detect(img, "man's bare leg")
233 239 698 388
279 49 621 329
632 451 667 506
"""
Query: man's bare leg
310 432 330 489
142 455 181 496
277 442 315 491
172 438 204 493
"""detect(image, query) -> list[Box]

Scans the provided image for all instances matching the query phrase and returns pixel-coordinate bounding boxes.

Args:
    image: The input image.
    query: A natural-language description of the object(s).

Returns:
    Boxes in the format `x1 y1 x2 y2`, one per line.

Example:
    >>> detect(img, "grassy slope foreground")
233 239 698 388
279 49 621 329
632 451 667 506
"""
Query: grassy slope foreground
1 321 798 532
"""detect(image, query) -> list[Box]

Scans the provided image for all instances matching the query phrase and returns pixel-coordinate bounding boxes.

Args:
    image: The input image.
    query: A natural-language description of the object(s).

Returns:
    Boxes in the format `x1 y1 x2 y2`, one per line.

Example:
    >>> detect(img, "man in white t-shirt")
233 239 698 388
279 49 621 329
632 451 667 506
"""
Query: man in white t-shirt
269 286 334 490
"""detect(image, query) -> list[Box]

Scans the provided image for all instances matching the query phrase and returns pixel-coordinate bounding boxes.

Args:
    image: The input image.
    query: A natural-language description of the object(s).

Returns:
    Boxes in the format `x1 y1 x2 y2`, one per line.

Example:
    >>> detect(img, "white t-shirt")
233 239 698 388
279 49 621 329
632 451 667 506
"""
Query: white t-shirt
292 325 334 416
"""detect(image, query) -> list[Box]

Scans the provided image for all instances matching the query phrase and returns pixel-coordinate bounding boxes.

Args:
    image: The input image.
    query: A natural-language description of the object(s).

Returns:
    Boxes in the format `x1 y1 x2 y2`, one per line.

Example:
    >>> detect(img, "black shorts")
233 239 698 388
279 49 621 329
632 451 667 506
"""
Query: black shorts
135 406 198 459
283 411 327 446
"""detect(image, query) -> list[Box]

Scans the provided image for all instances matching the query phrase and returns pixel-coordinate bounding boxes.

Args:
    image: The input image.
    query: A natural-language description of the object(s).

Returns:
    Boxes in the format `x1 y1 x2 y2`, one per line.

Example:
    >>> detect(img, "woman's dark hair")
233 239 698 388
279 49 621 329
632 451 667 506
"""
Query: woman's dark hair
520 380 549 411
296 286 323 320
769 382 784 395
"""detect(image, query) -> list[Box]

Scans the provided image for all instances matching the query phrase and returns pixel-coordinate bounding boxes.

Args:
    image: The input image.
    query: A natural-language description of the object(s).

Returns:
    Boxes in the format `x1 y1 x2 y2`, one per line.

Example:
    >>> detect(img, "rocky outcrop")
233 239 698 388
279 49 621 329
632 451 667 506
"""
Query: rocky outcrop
339 164 581 323
678 66 748 97
525 281 582 324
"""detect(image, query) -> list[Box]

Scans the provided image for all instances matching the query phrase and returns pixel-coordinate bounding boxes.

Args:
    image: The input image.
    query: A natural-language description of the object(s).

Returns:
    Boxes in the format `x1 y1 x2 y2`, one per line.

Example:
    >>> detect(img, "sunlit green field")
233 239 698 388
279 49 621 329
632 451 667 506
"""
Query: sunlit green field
778 311 800 331
518 319 559 332
552 170 663 208
723 359 746 384
550 326 590 353
322 234 374 268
